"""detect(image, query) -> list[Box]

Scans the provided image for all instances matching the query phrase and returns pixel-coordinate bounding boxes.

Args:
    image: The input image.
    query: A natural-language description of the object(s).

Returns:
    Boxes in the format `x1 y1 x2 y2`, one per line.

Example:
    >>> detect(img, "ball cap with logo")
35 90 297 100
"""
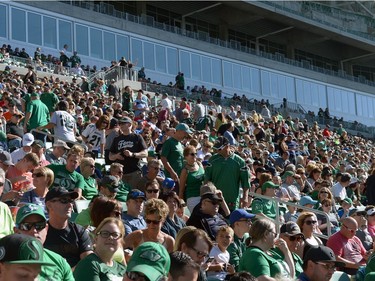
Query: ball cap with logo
0 234 54 266
45 187 79 202
303 245 345 267
127 241 170 281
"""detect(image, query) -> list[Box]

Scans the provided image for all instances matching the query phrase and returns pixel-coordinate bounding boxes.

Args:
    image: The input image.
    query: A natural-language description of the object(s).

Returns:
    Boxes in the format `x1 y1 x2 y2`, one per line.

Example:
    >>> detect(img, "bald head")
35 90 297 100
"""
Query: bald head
340 217 358 238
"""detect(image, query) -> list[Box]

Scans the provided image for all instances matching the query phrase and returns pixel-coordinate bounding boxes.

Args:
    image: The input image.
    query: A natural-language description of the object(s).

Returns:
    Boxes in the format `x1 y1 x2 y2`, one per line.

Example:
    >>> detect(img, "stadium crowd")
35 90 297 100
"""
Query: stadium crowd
1 44 375 281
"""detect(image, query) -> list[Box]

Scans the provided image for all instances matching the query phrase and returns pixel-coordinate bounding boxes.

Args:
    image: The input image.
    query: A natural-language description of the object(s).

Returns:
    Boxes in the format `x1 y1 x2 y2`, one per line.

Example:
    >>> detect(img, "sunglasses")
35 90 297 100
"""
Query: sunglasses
97 231 122 240
146 189 159 194
305 220 317 225
32 172 44 178
206 200 220 205
342 224 357 233
18 221 47 231
145 219 161 225
289 236 304 242
50 198 74 204
189 153 197 156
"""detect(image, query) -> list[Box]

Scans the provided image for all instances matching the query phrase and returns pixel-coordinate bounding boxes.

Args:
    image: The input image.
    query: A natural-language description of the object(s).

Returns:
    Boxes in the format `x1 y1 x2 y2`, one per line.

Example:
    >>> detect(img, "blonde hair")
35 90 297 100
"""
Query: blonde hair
33 166 54 187
94 217 125 240
80 157 95 170
144 198 169 221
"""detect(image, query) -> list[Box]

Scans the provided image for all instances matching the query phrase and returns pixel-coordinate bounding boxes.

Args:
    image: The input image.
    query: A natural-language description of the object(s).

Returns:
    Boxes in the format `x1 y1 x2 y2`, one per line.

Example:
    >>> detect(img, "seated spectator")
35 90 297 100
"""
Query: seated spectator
98 175 119 199
109 163 131 202
317 198 340 236
160 191 186 239
45 140 69 165
169 251 201 281
349 207 373 251
31 140 49 167
296 212 323 259
327 217 368 275
251 181 279 220
134 159 164 192
43 187 93 267
74 218 126 280
13 204 74 280
239 218 295 280
79 157 98 200
124 198 174 252
281 171 301 201
187 192 228 241
6 112 23 152
10 133 34 163
122 189 147 236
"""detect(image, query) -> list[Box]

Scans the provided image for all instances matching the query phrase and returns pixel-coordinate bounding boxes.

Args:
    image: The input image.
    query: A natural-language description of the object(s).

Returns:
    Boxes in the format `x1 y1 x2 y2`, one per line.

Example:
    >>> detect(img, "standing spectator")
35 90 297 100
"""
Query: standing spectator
44 187 93 268
133 90 149 117
138 67 146 81
80 76 89 92
107 79 120 101
121 86 133 112
193 99 205 121
205 136 250 210
109 117 148 188
40 85 59 116
70 51 81 68
81 115 109 155
23 65 36 84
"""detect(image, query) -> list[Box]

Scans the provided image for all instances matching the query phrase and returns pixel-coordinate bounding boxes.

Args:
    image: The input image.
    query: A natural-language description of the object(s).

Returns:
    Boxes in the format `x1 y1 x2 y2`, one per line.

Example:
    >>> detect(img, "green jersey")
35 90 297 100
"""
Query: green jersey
195 115 213 131
115 180 131 202
228 233 249 271
205 152 250 210
272 247 303 277
75 207 91 228
40 92 59 113
82 176 98 200
74 253 126 281
26 99 50 130
47 164 85 191
251 198 277 220
184 165 205 200
161 137 184 178
39 248 74 281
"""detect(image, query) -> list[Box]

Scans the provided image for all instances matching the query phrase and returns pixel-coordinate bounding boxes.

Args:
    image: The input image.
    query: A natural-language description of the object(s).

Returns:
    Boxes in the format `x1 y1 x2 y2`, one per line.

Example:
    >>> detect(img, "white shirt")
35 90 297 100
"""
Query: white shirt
332 182 347 200
160 98 172 111
11 148 29 163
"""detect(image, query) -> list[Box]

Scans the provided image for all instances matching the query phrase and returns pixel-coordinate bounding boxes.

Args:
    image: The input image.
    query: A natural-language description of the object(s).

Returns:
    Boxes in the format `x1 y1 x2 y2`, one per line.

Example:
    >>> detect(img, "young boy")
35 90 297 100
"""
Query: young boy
338 197 353 220
207 226 235 280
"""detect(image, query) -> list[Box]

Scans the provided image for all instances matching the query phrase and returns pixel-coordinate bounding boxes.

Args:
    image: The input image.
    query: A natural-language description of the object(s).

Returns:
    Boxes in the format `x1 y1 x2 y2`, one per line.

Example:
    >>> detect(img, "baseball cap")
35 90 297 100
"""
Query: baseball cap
22 133 34 146
53 140 70 150
229 209 255 225
0 151 14 165
32 140 45 148
280 222 304 237
213 136 229 150
282 170 295 179
349 177 358 185
175 123 193 134
100 175 119 193
299 196 318 206
200 183 217 196
127 242 170 281
0 234 54 266
200 192 222 203
127 189 146 201
342 198 353 206
367 208 375 216
16 204 46 225
118 117 132 124
349 206 366 217
45 187 79 202
303 245 345 267
261 181 279 192
109 118 118 128
162 178 175 189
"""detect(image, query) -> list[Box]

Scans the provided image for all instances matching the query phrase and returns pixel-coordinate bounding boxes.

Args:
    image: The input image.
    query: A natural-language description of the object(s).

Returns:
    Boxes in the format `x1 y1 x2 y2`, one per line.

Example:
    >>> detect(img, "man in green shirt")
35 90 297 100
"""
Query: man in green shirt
205 136 250 210
14 203 75 281
40 85 59 115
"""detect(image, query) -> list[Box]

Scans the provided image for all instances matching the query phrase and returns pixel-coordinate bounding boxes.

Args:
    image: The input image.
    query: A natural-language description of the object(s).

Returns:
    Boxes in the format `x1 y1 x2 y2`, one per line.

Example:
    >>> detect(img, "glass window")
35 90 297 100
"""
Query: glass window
277 75 286 98
191 54 201 80
27 12 42 45
0 5 7 38
212 59 222 85
368 97 374 118
223 61 233 88
167 47 178 75
250 68 260 94
155 45 166 73
356 95 363 117
11 8 26 42
180 51 191 78
59 20 72 52
269 73 278 98
261 70 270 96
296 79 303 104
361 96 368 117
285 76 295 102
232 64 241 89
116 35 129 60
347 91 355 115
242 66 250 91
90 28 102 59
76 24 89 56
103 32 115 61
131 38 143 68
202 57 212 83
43 16 57 49
144 42 155 70
317 84 326 109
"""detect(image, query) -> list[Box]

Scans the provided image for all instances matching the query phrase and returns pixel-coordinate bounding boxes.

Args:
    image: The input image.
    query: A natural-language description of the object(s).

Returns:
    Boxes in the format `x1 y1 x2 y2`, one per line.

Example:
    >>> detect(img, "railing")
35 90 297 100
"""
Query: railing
30 129 87 150
58 1 375 87
248 191 332 240
88 66 138 85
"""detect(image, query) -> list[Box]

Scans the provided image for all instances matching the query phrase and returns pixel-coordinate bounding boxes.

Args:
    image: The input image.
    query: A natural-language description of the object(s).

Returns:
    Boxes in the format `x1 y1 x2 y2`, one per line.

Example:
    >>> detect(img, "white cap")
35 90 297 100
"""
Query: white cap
22 133 34 146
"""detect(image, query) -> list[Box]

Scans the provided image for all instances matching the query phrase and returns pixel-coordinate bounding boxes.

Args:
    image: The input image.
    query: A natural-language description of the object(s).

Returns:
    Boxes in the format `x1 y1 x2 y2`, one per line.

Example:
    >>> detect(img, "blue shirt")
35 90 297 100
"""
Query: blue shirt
122 212 146 236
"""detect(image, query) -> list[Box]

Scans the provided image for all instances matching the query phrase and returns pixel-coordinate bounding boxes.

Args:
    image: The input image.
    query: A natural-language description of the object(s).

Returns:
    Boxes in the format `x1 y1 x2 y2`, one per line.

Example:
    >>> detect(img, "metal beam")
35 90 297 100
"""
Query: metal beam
182 3 222 18
355 1 375 18
256 26 294 40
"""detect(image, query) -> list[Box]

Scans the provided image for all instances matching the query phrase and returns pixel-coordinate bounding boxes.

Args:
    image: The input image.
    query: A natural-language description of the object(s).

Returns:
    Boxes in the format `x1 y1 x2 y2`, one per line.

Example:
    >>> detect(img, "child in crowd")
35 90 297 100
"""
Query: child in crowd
338 197 353 220
207 225 235 280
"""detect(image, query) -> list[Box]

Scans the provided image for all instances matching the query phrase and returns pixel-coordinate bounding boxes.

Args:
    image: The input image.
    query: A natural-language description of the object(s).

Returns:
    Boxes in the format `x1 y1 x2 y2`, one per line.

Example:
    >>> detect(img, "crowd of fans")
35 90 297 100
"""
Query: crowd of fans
1 45 375 281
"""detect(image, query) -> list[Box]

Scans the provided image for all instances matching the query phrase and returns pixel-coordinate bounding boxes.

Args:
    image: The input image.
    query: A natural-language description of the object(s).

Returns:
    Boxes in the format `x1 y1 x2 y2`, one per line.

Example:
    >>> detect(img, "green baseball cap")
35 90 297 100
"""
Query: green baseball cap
282 170 295 179
0 234 54 266
127 242 170 281
16 204 46 225
261 181 279 192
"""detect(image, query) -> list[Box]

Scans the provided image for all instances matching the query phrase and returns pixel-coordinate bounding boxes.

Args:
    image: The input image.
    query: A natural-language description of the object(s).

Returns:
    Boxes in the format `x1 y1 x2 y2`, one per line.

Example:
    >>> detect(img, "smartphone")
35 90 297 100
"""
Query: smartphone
205 257 215 264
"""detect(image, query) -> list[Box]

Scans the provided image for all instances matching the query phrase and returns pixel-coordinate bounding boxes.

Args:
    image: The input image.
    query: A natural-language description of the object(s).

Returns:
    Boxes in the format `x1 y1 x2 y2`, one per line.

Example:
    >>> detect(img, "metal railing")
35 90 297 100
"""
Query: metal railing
88 65 138 85
30 129 87 150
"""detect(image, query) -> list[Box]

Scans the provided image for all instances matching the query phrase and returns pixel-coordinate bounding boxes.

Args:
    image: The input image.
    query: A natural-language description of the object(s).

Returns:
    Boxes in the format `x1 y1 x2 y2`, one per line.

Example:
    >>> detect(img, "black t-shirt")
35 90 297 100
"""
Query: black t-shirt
6 122 23 138
44 221 93 267
110 133 147 174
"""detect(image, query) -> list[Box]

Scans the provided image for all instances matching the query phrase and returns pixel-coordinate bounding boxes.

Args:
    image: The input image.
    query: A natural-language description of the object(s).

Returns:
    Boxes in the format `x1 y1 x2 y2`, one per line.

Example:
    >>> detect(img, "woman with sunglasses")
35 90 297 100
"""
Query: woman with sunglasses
79 157 98 200
296 212 323 258
21 166 54 214
160 191 186 239
179 146 205 213
317 198 340 236
239 219 295 281
144 179 160 200
74 217 126 280
124 198 174 253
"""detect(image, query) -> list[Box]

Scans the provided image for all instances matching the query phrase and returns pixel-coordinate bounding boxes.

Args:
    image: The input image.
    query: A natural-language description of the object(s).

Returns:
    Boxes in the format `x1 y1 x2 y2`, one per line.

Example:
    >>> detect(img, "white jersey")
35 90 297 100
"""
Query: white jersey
82 124 105 151
50 110 76 142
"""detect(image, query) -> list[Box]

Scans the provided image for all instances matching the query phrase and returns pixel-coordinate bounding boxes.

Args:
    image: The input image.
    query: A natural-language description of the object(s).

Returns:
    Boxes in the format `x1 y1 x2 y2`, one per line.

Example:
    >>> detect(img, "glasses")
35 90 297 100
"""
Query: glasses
18 221 47 231
32 172 44 178
191 247 209 259
305 220 318 225
189 153 197 156
50 198 74 204
145 219 161 225
342 224 357 233
87 164 95 168
289 236 304 242
97 231 122 240
146 189 159 194
314 262 336 271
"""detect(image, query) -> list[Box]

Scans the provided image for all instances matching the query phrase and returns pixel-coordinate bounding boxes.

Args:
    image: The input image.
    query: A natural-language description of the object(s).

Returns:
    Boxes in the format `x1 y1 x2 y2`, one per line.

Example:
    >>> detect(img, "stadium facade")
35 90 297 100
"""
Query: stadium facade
2 1 375 126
